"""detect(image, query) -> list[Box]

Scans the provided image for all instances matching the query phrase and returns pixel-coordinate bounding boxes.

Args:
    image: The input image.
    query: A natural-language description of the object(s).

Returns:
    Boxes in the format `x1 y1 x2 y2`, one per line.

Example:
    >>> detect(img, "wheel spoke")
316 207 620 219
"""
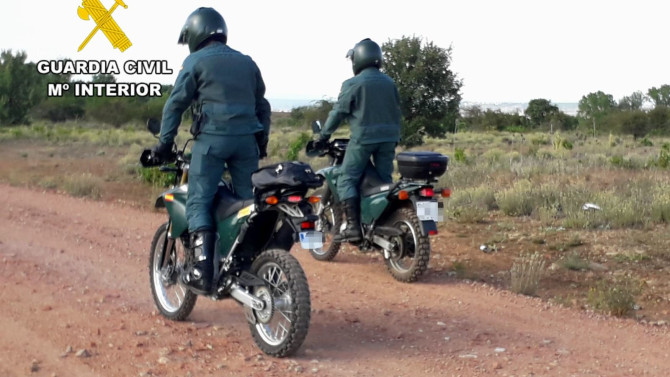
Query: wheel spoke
173 289 182 306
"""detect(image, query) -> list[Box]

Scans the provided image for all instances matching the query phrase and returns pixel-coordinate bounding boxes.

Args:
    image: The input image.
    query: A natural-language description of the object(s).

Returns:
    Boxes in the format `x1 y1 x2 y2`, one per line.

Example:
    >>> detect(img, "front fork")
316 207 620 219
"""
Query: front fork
158 220 176 271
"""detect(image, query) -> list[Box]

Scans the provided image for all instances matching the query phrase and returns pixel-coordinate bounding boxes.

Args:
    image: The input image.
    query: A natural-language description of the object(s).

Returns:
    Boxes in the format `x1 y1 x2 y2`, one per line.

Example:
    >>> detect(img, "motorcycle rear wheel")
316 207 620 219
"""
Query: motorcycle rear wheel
248 249 310 357
383 207 431 283
149 222 197 320
309 188 342 261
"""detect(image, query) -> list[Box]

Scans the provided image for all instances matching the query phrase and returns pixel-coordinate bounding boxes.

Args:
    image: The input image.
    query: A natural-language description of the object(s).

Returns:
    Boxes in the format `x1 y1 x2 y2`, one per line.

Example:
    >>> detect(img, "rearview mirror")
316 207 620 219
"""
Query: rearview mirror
147 118 161 135
311 120 322 134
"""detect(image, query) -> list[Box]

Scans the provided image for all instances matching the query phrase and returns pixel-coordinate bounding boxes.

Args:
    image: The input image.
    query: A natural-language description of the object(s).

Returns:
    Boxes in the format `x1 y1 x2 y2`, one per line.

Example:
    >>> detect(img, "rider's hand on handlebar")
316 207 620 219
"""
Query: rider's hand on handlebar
151 142 176 163
312 134 329 150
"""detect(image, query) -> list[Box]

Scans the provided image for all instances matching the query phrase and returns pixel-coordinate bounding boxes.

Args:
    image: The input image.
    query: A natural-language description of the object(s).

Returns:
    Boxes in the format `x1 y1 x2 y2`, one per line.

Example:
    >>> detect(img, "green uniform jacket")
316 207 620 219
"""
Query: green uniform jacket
320 67 401 144
160 42 271 145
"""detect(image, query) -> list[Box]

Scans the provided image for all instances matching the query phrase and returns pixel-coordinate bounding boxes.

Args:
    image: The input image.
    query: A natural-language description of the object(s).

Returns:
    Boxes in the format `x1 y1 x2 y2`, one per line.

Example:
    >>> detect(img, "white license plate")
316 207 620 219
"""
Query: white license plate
416 201 441 222
299 231 323 249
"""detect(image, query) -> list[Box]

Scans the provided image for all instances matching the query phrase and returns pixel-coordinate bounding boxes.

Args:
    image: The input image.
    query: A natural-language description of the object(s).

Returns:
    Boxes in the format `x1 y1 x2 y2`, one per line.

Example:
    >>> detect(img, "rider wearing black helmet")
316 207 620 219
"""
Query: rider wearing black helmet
315 38 401 243
152 7 271 295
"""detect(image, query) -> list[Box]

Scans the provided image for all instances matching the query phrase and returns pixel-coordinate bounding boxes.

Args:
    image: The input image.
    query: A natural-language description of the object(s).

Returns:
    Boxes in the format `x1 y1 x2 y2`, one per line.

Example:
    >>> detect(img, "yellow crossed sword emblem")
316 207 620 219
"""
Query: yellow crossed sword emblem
77 0 132 52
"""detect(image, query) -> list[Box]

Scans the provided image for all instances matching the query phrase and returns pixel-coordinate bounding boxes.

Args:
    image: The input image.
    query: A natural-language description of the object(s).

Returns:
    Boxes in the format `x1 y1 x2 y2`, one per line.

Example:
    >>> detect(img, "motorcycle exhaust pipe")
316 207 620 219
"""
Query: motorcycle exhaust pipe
229 283 265 311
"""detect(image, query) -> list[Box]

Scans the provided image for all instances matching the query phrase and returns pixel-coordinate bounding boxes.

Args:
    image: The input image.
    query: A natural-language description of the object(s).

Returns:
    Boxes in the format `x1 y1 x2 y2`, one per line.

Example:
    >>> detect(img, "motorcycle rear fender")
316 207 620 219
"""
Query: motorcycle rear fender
420 219 437 237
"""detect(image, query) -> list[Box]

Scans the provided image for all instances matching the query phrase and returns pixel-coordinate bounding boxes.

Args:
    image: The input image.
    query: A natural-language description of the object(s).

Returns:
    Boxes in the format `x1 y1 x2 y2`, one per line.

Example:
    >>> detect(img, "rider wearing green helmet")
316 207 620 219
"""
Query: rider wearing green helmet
315 38 401 242
152 7 271 295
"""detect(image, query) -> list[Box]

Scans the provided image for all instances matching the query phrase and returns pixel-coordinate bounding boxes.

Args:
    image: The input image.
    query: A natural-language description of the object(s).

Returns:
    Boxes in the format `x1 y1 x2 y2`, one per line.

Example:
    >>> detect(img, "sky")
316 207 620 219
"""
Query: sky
1 0 669 107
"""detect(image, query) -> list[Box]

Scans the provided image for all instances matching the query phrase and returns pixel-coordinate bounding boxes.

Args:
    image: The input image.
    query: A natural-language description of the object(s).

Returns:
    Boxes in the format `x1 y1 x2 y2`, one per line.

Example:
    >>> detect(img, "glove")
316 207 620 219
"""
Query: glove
314 136 329 151
151 142 176 163
313 133 329 150
255 131 269 159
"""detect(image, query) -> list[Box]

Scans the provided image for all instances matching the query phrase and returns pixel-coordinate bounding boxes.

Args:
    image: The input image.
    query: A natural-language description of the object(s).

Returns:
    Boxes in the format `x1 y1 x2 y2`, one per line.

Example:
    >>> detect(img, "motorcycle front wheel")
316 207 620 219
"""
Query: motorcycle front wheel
248 249 310 357
383 207 431 283
149 222 197 320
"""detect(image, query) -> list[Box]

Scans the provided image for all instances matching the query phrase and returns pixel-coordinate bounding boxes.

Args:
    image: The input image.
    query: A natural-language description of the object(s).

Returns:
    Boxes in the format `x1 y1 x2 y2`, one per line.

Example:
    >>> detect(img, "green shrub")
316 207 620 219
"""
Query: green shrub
496 180 535 216
454 147 467 163
560 251 589 271
587 276 641 317
139 167 173 188
446 184 497 223
286 132 311 161
657 149 670 168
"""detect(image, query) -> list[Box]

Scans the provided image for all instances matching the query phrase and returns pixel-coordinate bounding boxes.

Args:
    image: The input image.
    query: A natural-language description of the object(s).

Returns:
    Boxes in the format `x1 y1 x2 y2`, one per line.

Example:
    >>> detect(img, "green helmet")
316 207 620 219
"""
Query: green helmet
178 8 228 53
346 38 382 75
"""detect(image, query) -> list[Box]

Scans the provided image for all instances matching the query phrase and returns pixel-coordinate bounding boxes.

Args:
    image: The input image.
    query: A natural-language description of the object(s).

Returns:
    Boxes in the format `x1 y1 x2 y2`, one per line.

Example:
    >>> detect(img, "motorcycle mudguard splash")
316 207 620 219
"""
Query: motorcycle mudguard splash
420 220 437 236
360 192 389 225
162 188 188 238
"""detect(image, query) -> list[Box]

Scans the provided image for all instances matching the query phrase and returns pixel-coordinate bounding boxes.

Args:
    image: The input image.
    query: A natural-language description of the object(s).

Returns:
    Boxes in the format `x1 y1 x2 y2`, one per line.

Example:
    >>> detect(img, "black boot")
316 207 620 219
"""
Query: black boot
181 231 216 295
334 198 362 243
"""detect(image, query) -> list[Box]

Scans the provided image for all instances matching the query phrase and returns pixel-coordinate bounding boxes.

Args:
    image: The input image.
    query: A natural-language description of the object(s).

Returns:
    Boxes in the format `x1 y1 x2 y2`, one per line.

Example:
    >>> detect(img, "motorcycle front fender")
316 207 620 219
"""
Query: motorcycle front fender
158 186 188 238
316 166 341 203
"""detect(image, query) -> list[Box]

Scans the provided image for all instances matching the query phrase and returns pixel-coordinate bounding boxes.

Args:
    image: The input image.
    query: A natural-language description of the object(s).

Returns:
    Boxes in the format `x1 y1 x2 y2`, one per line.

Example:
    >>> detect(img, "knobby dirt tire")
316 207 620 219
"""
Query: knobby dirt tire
383 207 431 283
149 222 197 321
248 249 311 357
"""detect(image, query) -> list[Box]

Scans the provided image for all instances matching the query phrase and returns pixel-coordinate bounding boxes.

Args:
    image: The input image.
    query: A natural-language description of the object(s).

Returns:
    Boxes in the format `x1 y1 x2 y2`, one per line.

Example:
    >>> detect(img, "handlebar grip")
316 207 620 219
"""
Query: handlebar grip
140 149 162 167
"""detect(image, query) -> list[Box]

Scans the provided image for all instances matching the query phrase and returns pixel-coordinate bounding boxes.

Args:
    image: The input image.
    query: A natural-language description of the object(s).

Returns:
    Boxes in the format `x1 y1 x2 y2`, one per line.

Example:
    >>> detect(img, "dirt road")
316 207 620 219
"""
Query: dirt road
1 183 669 377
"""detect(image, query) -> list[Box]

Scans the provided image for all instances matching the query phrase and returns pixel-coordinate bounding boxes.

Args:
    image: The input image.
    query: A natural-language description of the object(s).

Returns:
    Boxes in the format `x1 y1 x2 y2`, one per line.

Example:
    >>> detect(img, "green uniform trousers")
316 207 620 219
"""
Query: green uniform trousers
187 134 258 232
337 141 396 201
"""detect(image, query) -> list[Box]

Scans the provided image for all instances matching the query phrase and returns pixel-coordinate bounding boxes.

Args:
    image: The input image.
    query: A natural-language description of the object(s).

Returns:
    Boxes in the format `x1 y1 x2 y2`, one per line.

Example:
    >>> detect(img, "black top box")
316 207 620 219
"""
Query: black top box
396 151 449 180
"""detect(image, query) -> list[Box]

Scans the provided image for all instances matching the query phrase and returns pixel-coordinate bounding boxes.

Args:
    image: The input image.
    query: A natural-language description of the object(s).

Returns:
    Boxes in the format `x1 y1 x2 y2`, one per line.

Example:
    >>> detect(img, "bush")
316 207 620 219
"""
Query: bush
286 132 311 161
560 251 590 271
453 147 467 163
587 276 641 317
86 98 135 127
63 173 102 199
33 96 85 122
496 180 535 216
138 167 173 188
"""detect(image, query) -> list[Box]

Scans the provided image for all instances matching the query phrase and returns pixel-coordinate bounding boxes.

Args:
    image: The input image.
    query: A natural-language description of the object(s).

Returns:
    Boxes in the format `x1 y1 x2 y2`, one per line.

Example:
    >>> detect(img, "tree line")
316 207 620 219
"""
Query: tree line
460 88 670 139
2 39 670 146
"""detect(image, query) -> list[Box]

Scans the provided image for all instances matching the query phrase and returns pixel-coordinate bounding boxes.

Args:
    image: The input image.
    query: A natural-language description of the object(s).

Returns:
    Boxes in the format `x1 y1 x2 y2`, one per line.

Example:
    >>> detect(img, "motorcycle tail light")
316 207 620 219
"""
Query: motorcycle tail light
398 190 409 200
429 229 438 236
308 196 321 204
288 195 302 203
441 188 452 198
265 196 279 205
419 188 434 197
301 221 315 230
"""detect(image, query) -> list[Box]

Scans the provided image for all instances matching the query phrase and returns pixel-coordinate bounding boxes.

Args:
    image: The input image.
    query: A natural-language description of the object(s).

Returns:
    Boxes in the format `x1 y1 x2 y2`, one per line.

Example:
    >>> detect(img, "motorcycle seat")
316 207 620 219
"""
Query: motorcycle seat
214 183 254 220
360 163 392 197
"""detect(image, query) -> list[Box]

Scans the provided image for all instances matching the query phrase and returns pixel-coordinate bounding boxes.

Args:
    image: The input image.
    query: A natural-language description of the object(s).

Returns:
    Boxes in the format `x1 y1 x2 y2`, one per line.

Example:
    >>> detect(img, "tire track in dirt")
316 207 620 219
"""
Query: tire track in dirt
1 183 670 376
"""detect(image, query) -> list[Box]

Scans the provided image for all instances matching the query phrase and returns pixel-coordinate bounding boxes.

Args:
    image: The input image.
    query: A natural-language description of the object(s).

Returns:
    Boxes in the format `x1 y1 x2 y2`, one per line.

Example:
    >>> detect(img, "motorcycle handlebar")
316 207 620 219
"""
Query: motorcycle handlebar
304 140 328 158
140 149 163 167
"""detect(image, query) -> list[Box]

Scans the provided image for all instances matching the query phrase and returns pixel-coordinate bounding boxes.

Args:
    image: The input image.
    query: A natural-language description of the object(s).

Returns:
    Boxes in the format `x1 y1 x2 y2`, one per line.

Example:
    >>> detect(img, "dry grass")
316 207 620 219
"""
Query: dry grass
510 252 546 296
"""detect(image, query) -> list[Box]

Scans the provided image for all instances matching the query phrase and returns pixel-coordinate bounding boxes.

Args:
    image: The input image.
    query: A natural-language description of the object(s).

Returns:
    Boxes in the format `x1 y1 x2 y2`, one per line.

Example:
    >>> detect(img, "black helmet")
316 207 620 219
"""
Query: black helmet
178 8 228 53
346 38 382 75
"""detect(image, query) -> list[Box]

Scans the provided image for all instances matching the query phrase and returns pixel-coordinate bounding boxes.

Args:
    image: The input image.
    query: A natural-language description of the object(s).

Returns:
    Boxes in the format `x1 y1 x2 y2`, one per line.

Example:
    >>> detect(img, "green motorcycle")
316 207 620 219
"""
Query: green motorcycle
141 119 322 357
305 122 450 282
